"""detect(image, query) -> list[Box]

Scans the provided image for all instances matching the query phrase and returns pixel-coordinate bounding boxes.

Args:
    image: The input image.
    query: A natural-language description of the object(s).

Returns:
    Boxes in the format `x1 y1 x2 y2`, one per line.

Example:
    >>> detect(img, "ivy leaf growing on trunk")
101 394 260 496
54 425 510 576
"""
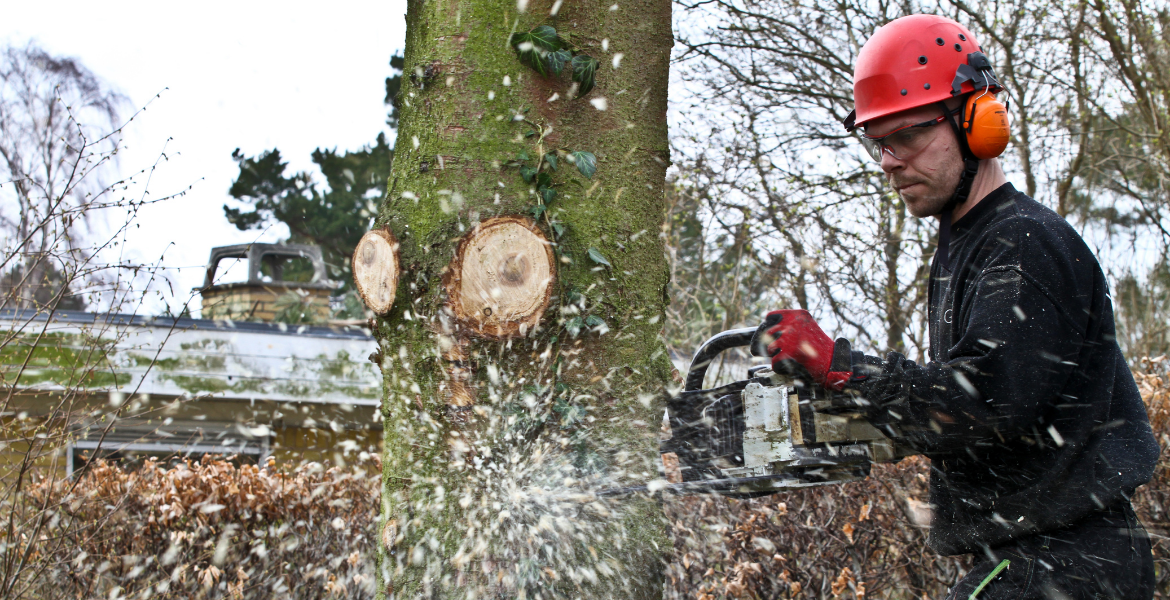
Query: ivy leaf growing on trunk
570 55 599 96
510 25 563 77
568 151 597 179
587 247 612 268
547 49 572 76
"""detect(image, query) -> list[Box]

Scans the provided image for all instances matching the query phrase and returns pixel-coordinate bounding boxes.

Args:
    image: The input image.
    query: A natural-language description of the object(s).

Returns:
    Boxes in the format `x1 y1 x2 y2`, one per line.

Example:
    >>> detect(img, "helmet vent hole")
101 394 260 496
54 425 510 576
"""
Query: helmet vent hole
959 34 967 41
900 89 908 96
918 55 928 65
924 83 931 90
954 43 963 51
936 37 945 45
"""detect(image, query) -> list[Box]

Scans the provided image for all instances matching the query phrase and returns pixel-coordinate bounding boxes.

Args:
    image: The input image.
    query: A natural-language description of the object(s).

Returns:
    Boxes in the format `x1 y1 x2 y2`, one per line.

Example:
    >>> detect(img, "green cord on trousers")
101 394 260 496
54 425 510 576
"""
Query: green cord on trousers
968 559 1011 599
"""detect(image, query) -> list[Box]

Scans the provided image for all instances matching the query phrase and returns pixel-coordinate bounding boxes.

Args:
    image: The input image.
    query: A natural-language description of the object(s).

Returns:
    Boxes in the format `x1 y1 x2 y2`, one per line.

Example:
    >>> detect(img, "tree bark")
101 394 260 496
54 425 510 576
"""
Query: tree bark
374 0 674 597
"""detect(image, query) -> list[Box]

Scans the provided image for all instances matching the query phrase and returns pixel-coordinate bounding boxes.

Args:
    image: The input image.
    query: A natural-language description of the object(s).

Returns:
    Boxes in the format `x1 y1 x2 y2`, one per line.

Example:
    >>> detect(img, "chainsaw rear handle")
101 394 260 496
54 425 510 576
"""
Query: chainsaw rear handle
684 327 758 391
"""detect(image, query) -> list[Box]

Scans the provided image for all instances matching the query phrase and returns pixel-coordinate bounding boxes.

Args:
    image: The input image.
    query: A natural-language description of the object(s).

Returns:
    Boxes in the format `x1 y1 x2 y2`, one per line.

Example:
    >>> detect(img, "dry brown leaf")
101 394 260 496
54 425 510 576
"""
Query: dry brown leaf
199 565 222 588
831 566 854 597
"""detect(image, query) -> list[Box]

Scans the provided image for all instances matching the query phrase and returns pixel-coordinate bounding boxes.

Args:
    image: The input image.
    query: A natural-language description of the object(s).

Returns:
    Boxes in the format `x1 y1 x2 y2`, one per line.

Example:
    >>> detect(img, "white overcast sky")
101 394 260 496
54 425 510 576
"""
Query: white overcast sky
2 0 408 314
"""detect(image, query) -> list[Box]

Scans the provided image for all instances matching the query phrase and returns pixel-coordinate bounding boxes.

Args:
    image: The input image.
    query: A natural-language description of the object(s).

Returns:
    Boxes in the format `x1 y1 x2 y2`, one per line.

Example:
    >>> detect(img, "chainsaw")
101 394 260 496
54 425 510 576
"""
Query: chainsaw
600 327 911 498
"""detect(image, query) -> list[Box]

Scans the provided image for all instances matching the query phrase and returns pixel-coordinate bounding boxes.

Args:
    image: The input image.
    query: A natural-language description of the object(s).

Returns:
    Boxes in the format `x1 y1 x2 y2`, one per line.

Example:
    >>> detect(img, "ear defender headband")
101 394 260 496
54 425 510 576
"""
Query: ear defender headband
953 51 1010 160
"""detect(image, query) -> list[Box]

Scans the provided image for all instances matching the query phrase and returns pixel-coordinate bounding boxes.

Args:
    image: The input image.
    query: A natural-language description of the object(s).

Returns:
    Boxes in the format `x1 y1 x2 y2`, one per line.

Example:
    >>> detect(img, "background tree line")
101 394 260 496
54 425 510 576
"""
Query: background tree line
666 0 1170 367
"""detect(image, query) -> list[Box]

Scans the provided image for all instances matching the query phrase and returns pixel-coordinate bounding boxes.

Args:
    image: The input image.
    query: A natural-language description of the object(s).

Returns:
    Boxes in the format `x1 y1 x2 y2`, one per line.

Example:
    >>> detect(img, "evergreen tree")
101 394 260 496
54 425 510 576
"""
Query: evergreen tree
223 54 403 308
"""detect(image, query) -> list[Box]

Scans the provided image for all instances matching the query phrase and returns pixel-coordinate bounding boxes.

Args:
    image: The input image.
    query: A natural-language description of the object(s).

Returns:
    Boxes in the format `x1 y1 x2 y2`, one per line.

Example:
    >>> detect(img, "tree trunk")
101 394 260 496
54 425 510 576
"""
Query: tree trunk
373 0 674 597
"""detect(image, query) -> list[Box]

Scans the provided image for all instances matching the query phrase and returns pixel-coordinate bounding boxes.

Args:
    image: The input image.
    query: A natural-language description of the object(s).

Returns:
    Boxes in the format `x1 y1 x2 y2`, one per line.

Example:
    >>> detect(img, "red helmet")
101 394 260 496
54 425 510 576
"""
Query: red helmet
845 14 1002 131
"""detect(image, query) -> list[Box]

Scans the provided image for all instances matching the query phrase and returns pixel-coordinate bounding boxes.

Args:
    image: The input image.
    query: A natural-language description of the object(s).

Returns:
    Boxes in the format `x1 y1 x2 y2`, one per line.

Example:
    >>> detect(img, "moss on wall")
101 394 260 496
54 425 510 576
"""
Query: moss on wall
127 341 379 400
0 332 130 389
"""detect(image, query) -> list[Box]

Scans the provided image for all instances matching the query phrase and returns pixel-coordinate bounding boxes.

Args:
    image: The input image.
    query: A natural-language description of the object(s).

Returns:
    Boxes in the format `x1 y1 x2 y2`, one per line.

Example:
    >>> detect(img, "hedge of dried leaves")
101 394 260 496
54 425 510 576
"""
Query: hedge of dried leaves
1135 357 1170 596
18 457 378 599
8 361 1167 599
663 358 1170 599
663 457 968 600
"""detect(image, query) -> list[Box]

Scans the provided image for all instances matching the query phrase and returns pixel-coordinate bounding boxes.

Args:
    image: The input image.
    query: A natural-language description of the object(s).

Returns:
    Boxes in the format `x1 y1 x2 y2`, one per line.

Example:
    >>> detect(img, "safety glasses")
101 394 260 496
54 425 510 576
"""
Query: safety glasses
859 108 959 163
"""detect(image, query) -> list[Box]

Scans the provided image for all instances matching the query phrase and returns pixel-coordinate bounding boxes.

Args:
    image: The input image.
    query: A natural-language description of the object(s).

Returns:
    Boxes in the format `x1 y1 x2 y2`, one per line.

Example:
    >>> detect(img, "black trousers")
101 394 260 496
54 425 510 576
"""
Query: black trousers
944 502 1155 600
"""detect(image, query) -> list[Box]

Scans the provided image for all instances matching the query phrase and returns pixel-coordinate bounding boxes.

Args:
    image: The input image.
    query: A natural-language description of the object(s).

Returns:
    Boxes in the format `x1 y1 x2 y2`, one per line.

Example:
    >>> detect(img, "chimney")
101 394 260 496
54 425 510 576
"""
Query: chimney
199 244 337 322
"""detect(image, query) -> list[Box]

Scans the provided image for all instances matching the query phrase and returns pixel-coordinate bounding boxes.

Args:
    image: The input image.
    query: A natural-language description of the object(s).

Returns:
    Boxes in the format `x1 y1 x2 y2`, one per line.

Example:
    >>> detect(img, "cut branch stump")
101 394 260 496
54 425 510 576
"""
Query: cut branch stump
352 228 400 314
443 216 555 339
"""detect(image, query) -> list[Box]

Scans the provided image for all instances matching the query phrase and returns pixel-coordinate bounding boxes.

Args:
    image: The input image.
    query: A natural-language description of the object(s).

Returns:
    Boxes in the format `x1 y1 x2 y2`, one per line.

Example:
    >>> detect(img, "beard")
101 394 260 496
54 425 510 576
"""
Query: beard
892 178 953 218
888 155 965 218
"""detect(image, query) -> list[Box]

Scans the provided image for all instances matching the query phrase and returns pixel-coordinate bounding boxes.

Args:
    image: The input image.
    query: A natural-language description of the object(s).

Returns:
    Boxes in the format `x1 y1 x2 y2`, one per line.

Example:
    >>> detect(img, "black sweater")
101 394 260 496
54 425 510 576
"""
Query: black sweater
853 183 1159 556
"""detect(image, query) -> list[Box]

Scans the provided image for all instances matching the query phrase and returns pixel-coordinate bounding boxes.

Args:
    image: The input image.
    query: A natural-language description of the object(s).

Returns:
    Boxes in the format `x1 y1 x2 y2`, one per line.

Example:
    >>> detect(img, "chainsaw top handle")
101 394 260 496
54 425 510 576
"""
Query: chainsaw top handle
684 327 758 391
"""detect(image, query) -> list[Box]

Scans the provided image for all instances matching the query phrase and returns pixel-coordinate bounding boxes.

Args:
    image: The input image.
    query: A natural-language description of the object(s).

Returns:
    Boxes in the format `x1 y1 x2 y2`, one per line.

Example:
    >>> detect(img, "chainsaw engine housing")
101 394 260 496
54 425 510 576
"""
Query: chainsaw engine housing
660 328 907 497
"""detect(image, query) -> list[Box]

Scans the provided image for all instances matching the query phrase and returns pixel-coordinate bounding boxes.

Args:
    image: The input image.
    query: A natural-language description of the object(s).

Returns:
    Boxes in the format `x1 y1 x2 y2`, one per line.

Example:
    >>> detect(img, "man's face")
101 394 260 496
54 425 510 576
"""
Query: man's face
864 104 964 218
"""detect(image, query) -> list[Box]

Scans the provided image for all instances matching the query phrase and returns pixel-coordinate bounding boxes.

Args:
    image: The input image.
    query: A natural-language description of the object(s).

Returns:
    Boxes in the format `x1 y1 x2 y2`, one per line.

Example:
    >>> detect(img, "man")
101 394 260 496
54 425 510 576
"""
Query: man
752 14 1160 599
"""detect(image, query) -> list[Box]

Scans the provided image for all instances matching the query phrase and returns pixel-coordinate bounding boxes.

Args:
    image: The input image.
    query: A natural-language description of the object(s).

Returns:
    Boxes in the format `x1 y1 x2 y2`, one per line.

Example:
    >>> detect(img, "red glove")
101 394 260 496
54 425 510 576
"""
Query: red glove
750 310 853 391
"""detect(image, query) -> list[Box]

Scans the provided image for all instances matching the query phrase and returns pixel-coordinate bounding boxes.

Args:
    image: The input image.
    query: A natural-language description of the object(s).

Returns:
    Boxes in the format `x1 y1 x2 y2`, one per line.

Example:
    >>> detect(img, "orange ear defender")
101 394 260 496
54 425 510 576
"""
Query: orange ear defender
962 92 1010 159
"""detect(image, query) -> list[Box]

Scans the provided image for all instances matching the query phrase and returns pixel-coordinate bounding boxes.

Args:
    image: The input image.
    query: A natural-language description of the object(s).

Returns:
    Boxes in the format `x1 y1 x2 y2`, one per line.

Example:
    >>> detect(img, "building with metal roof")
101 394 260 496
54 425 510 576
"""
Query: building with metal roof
0 245 383 476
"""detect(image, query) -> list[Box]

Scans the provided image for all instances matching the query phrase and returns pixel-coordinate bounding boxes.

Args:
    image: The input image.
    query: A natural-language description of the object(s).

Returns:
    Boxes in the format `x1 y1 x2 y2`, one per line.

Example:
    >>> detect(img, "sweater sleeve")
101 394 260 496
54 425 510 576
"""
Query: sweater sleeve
854 266 1086 456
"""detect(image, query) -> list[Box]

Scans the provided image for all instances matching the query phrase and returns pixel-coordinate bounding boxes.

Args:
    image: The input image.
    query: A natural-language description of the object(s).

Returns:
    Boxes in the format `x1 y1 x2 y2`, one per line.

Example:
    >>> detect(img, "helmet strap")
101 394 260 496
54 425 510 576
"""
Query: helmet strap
936 102 980 270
